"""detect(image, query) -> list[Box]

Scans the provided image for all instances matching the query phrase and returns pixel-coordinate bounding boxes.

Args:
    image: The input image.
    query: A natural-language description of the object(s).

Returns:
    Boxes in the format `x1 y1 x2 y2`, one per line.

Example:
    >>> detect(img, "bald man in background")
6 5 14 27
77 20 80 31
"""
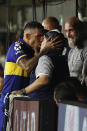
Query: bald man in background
42 16 62 32
65 16 87 81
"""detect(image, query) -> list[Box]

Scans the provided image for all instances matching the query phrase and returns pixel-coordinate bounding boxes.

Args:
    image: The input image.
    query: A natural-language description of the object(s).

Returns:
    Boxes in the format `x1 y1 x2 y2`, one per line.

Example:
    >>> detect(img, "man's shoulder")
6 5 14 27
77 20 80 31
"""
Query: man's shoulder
39 55 52 62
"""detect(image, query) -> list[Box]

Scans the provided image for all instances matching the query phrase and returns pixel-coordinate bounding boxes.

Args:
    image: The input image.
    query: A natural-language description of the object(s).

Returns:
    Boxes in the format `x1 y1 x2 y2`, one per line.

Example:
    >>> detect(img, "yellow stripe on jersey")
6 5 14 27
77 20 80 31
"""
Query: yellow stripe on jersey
17 41 24 44
5 62 28 77
16 54 27 64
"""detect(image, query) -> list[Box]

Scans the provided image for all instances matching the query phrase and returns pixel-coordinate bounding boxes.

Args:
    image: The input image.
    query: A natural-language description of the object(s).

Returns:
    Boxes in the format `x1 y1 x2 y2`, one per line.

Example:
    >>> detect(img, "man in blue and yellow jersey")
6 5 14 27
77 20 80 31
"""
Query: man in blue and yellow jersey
0 21 61 131
12 30 69 100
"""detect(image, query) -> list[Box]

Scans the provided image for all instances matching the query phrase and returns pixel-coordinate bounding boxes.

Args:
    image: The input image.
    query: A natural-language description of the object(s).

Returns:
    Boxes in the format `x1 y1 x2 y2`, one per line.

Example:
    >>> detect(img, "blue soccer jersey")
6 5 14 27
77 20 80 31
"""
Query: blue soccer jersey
0 38 34 131
2 38 34 96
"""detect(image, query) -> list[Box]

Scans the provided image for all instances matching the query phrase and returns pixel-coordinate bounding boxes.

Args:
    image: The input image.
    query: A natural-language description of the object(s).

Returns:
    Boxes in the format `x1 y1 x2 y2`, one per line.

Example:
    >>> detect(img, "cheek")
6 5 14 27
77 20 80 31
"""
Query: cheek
35 38 40 43
40 36 44 42
34 43 41 49
36 38 43 44
44 25 48 30
71 31 77 38
29 38 34 44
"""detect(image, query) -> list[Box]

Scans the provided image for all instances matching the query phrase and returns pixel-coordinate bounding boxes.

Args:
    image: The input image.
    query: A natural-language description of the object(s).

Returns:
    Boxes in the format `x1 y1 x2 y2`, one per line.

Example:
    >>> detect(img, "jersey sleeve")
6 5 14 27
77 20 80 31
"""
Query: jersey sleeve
14 41 28 64
35 55 54 78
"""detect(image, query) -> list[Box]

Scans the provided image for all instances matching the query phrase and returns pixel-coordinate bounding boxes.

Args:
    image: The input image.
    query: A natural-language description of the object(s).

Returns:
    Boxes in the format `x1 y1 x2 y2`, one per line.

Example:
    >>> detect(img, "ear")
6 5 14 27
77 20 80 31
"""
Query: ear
54 92 58 105
77 94 84 101
26 33 30 40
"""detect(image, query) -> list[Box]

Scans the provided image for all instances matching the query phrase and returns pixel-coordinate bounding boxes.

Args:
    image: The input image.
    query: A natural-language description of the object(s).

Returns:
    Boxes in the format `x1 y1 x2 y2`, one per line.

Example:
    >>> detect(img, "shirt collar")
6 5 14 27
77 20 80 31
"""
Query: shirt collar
50 29 60 33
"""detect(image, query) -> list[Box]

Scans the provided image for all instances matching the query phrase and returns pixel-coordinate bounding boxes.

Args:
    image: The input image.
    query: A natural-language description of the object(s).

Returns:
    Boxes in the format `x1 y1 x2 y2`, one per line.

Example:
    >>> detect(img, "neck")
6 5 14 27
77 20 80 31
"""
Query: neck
23 37 31 46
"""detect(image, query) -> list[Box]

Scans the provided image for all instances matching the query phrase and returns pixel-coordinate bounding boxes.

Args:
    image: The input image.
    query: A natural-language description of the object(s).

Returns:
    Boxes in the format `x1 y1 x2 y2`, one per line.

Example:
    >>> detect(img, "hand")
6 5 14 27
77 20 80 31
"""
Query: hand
40 36 64 52
11 90 22 95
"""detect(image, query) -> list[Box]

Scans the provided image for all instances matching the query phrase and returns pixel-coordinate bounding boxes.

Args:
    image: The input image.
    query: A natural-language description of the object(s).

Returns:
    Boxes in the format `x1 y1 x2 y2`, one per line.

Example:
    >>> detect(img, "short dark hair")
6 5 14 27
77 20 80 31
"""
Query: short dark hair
24 21 44 31
22 21 44 38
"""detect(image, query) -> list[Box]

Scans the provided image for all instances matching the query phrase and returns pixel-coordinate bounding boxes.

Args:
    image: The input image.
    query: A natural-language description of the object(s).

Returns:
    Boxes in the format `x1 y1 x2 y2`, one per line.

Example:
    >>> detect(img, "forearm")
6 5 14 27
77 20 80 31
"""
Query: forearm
25 75 50 94
19 54 41 73
25 79 43 94
18 47 52 73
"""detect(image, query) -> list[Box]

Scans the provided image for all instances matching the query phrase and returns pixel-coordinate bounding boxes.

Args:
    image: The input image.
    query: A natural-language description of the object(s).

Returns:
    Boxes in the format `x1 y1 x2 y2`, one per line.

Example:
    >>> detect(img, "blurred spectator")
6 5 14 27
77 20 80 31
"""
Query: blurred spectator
0 42 6 68
54 77 87 105
54 80 78 105
42 16 62 32
15 30 24 40
66 77 87 103
0 64 4 95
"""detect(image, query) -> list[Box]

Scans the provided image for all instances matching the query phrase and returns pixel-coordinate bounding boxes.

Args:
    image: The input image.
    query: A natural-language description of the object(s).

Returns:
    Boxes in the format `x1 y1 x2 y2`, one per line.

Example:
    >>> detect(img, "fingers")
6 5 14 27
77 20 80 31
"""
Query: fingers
50 40 64 47
46 37 51 42
52 45 63 50
44 36 63 46
50 41 64 51
54 41 64 46
11 90 21 95
42 36 65 53
51 36 60 43
11 91 16 94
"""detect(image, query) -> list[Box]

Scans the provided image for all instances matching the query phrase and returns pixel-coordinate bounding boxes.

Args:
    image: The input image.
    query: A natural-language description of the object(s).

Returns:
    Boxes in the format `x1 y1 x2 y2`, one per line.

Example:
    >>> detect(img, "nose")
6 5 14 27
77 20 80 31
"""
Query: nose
66 31 71 38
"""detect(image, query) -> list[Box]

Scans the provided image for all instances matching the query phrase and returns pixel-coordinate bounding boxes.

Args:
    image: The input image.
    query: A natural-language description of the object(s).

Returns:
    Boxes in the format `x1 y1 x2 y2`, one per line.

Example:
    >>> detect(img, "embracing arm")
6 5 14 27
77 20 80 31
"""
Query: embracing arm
18 53 43 73
12 54 53 95
18 36 63 73
18 46 53 73
25 75 51 94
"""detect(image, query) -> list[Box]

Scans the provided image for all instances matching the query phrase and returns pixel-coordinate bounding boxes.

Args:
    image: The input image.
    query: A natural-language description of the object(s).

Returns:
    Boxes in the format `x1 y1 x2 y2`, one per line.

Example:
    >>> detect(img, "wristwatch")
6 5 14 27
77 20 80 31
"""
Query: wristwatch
20 88 26 95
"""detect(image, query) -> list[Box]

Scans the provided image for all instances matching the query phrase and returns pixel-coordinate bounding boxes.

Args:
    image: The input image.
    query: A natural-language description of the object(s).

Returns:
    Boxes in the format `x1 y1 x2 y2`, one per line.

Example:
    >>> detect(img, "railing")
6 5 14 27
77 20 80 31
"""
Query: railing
6 95 87 131
6 95 58 131
58 101 87 131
